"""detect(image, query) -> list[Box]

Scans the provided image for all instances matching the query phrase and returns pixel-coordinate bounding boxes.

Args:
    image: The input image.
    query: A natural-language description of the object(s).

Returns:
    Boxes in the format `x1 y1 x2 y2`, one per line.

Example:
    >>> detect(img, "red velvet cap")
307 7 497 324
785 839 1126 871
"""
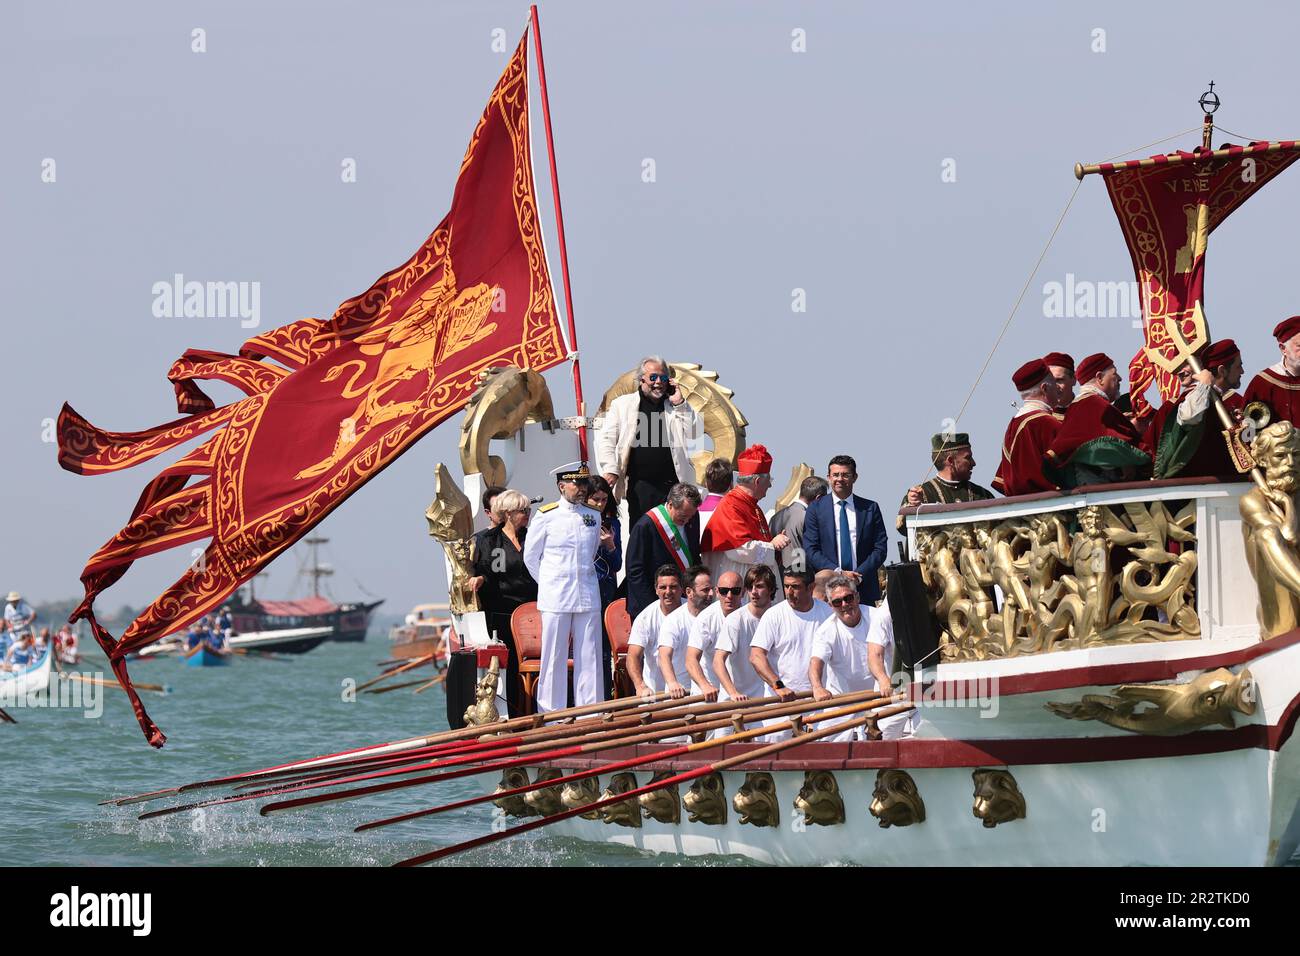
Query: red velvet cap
1274 316 1300 344
1076 352 1114 384
1042 351 1075 374
1012 358 1049 391
736 444 773 476
1202 338 1240 369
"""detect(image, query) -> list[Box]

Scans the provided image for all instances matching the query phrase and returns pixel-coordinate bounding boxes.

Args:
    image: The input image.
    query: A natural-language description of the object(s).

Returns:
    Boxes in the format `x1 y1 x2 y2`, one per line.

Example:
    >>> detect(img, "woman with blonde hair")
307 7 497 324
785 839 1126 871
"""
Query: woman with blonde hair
468 489 537 716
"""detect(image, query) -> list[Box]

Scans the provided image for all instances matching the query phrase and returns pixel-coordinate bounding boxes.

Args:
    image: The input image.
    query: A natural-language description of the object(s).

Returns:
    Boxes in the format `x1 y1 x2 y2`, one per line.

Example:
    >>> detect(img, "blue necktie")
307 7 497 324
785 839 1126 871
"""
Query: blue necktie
838 499 853 570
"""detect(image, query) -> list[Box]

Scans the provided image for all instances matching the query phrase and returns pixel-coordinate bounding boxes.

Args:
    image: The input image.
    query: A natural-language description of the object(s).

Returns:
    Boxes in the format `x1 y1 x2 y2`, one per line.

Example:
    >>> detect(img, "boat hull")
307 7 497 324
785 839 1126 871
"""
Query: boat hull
0 643 52 698
184 647 230 667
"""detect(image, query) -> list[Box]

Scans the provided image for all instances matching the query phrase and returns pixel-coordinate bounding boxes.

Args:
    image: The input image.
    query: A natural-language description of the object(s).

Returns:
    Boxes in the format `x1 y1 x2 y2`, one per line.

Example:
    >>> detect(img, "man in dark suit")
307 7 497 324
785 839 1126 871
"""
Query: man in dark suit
803 455 889 604
625 482 702 619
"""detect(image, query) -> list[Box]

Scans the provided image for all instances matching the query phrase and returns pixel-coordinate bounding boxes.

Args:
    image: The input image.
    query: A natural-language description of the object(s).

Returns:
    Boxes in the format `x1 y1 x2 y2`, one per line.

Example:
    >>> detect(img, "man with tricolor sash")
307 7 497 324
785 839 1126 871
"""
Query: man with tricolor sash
624 483 702 620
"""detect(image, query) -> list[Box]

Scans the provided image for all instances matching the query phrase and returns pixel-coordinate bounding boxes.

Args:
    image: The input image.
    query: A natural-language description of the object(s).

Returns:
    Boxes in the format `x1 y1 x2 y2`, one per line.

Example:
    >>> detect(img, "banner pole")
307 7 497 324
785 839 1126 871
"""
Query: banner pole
530 4 588 464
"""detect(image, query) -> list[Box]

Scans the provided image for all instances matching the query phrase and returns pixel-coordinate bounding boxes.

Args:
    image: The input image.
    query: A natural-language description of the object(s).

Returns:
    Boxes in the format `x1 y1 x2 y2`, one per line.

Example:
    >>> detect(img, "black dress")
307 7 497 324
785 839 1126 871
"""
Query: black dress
471 525 538 717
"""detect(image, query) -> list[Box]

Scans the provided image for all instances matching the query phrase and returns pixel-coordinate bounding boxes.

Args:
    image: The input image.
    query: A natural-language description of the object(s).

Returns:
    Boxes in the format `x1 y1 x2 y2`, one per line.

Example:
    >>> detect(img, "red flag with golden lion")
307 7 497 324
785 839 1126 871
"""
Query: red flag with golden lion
58 33 566 746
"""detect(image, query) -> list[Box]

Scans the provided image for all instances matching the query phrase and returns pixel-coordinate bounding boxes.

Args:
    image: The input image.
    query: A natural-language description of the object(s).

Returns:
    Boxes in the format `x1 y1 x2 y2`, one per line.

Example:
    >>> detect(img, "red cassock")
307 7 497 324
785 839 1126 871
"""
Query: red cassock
991 409 1061 497
700 488 772 553
1045 393 1146 474
1244 368 1300 427
1141 390 1245 479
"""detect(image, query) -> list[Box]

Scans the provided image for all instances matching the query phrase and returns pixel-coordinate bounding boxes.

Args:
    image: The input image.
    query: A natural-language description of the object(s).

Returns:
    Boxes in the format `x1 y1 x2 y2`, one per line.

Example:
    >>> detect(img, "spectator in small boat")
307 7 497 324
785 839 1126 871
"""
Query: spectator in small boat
184 623 205 656
4 591 36 641
586 476 622 699
3 630 39 670
217 606 234 640
35 626 51 649
205 617 231 656
0 620 12 659
468 488 537 717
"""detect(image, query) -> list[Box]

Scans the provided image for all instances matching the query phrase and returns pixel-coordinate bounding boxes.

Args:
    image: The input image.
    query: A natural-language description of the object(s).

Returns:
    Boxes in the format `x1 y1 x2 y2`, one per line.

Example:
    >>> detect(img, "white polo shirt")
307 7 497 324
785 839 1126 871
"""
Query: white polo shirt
750 599 833 693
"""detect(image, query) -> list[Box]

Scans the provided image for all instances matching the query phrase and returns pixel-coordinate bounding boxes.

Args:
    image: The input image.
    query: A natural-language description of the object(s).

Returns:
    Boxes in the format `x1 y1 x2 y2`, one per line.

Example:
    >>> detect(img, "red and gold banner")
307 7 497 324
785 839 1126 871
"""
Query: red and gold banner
1098 141 1300 418
59 31 565 746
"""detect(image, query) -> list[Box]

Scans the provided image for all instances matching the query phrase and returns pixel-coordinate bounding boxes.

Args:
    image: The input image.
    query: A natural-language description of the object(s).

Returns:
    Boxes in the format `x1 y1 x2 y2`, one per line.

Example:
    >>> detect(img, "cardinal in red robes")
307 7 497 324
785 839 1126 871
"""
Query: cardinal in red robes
1045 352 1149 487
1142 339 1246 479
991 358 1066 497
1243 315 1300 427
700 444 784 583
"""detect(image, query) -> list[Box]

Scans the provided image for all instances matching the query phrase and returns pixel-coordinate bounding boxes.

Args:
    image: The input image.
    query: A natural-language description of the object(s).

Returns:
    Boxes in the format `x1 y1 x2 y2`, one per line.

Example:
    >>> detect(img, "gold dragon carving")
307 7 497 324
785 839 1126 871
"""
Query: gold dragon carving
1045 667 1256 735
426 461 480 615
458 365 557 488
915 500 1200 661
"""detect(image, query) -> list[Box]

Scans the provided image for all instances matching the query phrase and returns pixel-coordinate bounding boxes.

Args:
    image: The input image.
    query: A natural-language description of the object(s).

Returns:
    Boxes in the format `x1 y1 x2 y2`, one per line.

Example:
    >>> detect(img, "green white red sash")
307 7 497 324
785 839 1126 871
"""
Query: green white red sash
648 504 693 570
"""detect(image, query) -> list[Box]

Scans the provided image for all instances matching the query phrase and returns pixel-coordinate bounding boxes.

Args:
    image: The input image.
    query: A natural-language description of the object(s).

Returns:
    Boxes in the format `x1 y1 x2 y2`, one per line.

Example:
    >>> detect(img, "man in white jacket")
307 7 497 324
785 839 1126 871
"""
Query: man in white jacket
597 356 701 524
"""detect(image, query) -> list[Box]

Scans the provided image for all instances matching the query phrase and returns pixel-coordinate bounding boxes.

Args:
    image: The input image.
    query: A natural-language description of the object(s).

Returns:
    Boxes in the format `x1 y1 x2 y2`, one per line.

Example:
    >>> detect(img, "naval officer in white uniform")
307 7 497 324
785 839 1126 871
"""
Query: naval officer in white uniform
523 462 604 712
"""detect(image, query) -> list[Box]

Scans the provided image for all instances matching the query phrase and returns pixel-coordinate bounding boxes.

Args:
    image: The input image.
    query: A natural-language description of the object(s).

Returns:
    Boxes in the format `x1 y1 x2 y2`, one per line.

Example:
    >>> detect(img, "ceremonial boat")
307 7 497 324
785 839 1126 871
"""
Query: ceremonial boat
84 20 1300 867
414 99 1300 867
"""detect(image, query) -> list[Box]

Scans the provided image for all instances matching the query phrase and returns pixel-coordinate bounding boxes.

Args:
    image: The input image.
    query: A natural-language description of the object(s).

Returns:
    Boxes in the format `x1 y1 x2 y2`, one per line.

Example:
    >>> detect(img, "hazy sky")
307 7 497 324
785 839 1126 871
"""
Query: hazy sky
5 0 1298 620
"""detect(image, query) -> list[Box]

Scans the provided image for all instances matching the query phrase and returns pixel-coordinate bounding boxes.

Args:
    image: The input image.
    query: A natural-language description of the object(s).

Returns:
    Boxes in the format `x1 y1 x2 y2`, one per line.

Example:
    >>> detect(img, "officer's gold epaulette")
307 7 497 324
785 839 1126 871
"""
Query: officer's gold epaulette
538 501 559 513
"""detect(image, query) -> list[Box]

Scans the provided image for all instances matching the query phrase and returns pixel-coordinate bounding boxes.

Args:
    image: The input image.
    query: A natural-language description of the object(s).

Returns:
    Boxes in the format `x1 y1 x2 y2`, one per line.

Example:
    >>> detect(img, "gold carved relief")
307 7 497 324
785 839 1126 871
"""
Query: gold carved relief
1045 667 1256 735
599 772 642 828
794 771 845 826
1241 421 1300 638
638 770 681 824
682 771 728 825
733 772 780 828
971 769 1026 828
915 499 1200 661
426 462 480 614
457 366 556 488
869 770 926 828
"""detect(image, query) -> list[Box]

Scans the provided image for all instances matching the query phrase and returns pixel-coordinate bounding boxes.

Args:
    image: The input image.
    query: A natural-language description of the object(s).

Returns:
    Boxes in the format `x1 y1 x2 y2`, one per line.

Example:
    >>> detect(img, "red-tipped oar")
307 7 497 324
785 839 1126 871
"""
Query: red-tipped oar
393 700 915 866
0 706 15 724
355 693 902 832
257 690 888 817
105 690 681 806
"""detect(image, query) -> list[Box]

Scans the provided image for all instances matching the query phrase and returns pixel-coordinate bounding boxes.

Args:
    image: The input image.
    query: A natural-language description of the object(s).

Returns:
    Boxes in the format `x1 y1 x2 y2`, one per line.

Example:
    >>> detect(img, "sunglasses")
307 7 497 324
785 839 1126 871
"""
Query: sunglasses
830 595 859 608
645 373 669 383
717 586 743 597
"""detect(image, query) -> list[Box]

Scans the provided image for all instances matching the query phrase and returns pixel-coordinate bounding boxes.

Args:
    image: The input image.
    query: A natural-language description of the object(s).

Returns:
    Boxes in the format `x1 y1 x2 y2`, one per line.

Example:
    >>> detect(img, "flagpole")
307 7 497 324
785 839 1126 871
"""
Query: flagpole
529 4 588 464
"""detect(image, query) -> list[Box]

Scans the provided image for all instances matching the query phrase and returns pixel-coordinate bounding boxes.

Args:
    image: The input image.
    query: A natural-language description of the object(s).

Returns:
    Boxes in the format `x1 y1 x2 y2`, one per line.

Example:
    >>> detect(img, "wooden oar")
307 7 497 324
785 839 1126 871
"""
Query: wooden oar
0 706 15 724
394 700 915 866
256 691 893 817
141 693 822 819
368 678 432 695
355 693 902 832
60 673 168 694
228 691 818 797
105 690 679 806
413 674 447 694
355 655 434 692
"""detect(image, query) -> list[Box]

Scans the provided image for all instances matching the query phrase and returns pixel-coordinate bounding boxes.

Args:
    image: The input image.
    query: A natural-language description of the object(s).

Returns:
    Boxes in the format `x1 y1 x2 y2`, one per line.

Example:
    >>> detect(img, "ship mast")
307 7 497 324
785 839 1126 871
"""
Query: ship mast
301 536 334 599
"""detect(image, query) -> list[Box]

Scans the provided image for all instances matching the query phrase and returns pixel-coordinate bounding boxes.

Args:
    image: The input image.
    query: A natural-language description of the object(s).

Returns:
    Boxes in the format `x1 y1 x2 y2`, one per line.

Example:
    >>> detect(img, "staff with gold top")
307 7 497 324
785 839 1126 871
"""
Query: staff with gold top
523 462 604 711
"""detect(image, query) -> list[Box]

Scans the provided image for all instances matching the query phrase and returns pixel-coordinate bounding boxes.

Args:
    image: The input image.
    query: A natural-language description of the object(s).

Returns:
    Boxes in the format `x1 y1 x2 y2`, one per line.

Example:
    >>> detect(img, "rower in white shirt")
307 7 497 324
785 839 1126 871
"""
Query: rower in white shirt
626 565 683 697
809 574 902 741
657 565 714 699
749 567 832 741
685 570 744 702
714 565 776 702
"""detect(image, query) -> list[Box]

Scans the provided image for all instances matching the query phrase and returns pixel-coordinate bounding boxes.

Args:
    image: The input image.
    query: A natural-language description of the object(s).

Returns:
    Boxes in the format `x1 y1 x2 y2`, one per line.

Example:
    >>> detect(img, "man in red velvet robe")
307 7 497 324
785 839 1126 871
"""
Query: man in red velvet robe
1043 351 1075 413
991 358 1067 497
1244 315 1300 427
1143 339 1246 479
1045 352 1149 487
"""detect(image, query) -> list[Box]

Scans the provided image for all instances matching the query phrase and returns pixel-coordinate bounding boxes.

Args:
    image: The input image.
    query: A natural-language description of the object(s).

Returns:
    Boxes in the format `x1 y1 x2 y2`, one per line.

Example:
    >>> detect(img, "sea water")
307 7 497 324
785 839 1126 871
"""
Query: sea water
0 639 749 867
